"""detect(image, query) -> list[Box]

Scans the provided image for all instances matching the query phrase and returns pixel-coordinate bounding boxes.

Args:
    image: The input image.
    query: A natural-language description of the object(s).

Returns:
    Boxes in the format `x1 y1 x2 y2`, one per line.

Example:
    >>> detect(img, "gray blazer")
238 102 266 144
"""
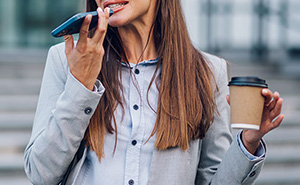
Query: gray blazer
24 43 265 185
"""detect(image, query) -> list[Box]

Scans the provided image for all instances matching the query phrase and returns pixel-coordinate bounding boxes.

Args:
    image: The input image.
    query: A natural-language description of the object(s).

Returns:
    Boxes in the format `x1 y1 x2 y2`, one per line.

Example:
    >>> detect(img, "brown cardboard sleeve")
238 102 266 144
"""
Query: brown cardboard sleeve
229 86 265 129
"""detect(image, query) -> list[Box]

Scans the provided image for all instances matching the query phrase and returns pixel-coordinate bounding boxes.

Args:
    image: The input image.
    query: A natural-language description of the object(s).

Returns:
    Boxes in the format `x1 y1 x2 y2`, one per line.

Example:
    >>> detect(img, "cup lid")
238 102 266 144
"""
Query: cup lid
228 76 268 88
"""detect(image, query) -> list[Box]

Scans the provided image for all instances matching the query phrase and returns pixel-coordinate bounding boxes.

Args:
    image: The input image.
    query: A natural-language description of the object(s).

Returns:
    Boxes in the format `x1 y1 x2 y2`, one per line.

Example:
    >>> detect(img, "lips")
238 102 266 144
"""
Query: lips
103 1 129 9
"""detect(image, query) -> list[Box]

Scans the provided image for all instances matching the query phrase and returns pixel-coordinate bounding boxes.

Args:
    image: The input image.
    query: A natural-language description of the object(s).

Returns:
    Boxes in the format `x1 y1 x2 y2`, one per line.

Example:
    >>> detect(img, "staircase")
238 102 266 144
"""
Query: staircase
0 48 47 185
0 49 299 185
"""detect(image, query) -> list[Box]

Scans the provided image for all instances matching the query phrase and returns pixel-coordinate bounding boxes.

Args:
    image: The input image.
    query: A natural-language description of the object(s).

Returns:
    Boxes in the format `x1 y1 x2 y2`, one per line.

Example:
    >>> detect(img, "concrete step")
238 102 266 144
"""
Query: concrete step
281 110 300 127
268 79 300 96
256 165 300 185
0 153 24 172
0 131 31 152
0 62 44 79
0 78 41 95
0 112 34 131
0 172 31 185
0 95 38 112
282 62 300 79
263 126 300 145
265 144 300 165
228 62 282 81
0 48 47 64
282 95 300 111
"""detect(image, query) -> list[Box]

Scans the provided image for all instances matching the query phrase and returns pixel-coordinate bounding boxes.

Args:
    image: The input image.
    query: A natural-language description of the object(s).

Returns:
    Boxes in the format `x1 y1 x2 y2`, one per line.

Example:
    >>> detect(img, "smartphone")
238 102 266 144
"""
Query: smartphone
51 10 113 37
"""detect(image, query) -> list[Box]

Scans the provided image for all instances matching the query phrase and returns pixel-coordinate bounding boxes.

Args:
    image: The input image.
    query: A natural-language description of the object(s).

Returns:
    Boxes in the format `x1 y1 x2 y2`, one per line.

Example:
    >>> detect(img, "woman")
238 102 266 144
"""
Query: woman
24 0 284 184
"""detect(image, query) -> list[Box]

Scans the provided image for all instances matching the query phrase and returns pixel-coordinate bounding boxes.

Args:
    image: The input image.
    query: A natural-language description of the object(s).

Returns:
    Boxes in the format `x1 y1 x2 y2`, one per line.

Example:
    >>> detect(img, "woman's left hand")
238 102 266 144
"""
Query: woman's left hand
226 89 285 154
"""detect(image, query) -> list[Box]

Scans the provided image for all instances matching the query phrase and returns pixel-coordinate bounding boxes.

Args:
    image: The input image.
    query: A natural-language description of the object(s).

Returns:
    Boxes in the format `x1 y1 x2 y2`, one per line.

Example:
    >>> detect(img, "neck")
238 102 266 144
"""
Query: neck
118 21 157 64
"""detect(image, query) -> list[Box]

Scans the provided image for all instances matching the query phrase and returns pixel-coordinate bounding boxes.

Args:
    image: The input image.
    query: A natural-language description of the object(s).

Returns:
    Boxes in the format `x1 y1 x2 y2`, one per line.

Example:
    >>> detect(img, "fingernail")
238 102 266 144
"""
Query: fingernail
97 7 103 12
109 8 114 16
262 89 268 94
87 15 92 20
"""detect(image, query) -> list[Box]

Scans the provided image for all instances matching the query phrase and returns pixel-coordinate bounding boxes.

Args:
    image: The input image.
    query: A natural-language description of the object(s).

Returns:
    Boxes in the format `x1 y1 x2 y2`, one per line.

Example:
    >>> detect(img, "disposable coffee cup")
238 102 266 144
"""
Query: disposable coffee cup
228 76 268 130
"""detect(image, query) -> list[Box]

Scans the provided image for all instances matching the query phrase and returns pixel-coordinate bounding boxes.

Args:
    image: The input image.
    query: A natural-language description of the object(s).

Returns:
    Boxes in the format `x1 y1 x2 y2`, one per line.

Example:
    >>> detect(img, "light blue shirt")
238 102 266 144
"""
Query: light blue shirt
78 58 160 185
77 58 265 185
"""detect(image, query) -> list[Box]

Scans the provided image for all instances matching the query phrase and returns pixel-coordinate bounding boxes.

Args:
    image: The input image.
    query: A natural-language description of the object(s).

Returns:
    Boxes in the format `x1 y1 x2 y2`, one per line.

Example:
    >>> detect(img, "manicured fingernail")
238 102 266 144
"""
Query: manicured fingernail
262 89 268 94
97 7 103 12
87 15 92 20
109 8 114 16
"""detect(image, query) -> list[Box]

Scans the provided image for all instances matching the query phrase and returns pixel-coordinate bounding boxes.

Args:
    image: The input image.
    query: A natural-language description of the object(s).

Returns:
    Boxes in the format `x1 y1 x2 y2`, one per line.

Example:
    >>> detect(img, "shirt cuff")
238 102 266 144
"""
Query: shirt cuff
92 79 105 94
237 130 266 161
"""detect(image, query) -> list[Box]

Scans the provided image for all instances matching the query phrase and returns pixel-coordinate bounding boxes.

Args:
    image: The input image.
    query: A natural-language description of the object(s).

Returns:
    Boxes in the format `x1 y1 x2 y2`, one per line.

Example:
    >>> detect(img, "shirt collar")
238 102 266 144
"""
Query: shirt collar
120 57 159 68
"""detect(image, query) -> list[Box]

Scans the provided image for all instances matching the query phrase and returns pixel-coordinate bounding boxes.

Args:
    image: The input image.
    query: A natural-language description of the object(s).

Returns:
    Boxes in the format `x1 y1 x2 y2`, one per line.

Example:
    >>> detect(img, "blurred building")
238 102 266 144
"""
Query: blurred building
1 0 299 55
0 0 82 48
182 0 300 70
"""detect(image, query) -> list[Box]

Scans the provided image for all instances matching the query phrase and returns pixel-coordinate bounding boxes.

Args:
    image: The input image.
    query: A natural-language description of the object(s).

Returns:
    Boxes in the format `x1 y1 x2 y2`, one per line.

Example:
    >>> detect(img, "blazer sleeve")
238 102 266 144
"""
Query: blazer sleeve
24 43 104 185
195 56 265 185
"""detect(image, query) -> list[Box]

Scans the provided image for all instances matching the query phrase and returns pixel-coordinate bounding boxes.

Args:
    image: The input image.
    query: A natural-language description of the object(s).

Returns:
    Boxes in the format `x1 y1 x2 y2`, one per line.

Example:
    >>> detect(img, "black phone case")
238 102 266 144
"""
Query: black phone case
51 11 98 37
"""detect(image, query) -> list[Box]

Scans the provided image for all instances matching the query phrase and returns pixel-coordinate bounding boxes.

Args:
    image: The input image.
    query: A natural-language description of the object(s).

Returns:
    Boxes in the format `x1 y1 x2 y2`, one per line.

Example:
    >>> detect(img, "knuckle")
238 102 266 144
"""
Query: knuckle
65 49 70 55
86 44 96 55
97 27 106 33
80 29 89 35
76 44 87 54
96 47 104 55
96 47 104 54
100 48 105 55
76 47 86 54
88 46 96 53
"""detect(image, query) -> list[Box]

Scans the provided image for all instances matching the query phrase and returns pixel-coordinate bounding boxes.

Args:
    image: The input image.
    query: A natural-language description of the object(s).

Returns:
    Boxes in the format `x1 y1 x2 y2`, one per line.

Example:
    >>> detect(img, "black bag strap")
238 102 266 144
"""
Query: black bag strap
60 140 86 185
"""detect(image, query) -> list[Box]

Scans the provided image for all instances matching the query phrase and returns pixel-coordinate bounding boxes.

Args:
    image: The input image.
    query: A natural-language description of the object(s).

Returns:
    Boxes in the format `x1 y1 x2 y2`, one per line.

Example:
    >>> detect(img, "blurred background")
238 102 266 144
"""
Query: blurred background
0 0 299 184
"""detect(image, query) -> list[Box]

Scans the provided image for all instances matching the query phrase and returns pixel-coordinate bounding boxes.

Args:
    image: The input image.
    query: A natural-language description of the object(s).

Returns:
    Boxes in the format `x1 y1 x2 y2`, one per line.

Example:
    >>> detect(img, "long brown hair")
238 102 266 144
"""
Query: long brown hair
85 0 217 161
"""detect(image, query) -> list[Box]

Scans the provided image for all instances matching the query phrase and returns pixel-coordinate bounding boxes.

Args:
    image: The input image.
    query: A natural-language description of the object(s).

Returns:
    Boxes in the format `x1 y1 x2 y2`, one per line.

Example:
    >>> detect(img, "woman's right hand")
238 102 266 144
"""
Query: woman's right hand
64 7 111 91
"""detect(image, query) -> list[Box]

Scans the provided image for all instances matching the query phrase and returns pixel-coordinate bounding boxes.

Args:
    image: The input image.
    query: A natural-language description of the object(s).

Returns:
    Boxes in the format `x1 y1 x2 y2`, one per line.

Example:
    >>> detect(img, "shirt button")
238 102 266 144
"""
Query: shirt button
134 69 140 74
131 140 137 146
133 104 139 110
249 171 256 177
84 107 93 115
128 179 134 185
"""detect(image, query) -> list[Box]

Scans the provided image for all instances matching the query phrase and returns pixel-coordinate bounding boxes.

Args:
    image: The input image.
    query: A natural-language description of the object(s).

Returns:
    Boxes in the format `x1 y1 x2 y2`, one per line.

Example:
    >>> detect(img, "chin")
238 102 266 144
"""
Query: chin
108 21 121 27
108 17 130 28
108 17 121 26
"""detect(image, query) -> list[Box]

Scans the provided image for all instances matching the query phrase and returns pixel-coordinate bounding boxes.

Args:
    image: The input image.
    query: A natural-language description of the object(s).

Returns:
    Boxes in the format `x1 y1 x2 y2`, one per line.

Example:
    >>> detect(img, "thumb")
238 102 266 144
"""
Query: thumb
64 35 74 56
